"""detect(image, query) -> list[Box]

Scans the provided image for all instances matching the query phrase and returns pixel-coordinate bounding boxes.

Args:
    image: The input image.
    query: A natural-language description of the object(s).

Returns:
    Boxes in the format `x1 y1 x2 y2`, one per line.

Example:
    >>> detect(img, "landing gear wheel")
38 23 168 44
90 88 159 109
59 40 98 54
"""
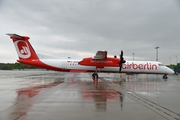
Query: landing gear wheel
162 74 168 79
92 73 98 85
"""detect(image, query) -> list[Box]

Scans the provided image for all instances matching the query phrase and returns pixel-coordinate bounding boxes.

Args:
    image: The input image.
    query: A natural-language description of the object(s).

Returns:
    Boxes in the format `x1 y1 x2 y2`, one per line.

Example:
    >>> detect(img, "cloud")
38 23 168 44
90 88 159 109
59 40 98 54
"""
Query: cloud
0 0 180 65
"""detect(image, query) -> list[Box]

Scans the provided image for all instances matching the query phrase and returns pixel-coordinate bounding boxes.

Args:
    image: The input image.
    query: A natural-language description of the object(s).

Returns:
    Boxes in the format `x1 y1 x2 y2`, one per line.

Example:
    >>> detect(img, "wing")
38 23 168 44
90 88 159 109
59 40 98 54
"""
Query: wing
93 50 107 60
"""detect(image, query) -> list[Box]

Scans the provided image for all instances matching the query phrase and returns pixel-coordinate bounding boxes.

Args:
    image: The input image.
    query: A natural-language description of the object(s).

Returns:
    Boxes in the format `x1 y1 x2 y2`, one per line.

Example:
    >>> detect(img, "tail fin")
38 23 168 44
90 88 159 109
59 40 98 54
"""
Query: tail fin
7 34 39 60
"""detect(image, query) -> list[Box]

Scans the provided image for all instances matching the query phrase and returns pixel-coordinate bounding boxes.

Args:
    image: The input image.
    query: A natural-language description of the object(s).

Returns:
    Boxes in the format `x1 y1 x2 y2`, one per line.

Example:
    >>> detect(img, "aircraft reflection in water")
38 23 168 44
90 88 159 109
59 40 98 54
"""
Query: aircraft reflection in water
64 74 124 111
8 80 64 120
7 75 123 120
81 82 123 111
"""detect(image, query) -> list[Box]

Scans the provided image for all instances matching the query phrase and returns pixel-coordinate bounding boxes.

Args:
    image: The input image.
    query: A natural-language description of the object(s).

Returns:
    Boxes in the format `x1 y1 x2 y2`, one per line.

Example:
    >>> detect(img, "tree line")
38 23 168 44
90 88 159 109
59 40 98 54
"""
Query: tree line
0 63 40 70
167 63 180 70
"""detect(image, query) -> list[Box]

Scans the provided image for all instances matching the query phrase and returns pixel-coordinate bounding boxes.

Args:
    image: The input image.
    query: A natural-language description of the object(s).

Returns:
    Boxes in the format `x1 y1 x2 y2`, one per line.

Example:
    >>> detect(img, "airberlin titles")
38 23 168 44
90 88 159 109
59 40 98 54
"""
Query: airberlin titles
78 58 120 67
123 62 157 70
78 58 158 70
90 59 113 64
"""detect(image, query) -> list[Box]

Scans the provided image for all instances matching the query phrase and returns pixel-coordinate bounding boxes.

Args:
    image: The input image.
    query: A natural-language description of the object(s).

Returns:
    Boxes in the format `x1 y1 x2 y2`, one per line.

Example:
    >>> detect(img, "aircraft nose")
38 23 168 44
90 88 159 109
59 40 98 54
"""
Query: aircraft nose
167 68 174 75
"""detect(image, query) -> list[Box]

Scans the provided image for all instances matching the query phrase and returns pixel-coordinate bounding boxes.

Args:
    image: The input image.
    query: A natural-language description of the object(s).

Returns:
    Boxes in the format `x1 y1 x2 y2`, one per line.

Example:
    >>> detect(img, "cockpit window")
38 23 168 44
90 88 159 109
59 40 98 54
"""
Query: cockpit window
159 64 165 66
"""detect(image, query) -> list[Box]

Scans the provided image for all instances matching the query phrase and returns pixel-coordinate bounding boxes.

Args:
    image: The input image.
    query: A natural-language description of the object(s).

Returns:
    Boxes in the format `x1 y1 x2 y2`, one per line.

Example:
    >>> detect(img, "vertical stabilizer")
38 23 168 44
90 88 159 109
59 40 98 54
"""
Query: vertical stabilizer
7 34 39 60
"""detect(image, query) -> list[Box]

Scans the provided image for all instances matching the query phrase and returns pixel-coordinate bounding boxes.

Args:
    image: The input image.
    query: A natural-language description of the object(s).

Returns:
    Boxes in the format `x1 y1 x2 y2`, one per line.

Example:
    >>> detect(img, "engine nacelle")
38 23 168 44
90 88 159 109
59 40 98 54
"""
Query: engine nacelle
78 57 120 68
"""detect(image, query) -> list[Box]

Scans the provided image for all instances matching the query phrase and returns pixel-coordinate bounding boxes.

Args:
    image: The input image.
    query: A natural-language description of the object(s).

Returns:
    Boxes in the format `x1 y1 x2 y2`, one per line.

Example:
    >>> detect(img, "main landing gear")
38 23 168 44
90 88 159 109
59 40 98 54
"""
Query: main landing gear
162 74 168 79
92 72 98 85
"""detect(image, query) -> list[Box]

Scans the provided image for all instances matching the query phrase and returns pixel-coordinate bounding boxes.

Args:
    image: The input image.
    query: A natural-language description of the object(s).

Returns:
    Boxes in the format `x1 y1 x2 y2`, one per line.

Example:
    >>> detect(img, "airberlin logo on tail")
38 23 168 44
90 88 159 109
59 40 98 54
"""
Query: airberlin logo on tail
14 40 31 59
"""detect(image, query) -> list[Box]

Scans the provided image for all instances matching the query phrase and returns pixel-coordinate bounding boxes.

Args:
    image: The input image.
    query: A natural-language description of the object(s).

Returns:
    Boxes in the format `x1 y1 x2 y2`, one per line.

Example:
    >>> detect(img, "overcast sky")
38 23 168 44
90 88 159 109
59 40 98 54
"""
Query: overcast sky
0 0 180 65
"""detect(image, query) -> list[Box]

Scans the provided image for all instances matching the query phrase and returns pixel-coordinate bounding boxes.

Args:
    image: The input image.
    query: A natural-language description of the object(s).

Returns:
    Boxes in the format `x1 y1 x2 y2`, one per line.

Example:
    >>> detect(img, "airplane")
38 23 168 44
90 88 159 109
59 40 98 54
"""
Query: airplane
7 34 174 84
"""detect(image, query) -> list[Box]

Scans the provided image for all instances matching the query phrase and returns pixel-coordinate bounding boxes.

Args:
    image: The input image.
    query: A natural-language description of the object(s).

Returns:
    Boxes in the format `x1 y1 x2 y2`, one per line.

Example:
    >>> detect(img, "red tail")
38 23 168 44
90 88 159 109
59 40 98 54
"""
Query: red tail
7 34 39 60
7 34 67 71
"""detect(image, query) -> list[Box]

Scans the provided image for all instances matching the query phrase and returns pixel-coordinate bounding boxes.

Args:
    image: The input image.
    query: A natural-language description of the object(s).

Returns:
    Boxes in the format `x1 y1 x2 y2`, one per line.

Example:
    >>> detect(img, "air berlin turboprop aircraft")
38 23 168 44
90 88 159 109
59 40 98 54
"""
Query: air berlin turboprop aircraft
7 34 174 84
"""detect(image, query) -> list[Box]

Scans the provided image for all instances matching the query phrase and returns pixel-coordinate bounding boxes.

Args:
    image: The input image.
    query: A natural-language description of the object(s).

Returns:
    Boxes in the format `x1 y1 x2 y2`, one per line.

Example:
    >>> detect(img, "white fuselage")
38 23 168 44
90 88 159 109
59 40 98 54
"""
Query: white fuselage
40 58 174 75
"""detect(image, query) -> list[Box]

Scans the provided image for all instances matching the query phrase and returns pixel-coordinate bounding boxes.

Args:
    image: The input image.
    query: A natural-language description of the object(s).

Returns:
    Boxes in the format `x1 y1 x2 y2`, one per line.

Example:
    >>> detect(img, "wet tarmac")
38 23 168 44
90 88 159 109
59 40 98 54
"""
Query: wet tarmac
0 70 180 120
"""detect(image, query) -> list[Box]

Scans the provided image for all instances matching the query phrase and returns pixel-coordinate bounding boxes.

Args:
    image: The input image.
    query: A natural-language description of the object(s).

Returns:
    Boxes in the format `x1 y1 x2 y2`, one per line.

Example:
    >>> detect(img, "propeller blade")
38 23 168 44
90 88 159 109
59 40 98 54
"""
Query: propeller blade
121 50 123 58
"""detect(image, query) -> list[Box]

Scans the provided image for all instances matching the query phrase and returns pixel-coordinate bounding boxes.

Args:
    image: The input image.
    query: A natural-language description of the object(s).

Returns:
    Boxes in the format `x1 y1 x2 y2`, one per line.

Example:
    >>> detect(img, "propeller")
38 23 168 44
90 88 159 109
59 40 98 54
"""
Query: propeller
119 50 126 72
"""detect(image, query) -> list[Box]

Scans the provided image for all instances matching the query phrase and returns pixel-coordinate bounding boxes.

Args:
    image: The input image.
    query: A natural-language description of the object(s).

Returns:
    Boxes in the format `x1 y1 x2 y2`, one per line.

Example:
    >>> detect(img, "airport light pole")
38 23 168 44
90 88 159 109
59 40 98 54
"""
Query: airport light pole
133 53 135 61
155 46 159 61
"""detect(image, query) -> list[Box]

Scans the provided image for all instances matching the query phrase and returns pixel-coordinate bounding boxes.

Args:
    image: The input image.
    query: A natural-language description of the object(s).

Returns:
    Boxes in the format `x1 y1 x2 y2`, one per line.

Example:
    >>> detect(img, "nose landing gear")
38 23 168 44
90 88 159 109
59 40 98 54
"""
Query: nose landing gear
162 74 168 79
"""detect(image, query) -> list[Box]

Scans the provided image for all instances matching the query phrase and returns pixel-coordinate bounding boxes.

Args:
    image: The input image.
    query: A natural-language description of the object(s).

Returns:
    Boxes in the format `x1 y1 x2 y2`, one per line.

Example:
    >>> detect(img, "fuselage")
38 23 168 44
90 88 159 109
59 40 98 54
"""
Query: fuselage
18 58 174 75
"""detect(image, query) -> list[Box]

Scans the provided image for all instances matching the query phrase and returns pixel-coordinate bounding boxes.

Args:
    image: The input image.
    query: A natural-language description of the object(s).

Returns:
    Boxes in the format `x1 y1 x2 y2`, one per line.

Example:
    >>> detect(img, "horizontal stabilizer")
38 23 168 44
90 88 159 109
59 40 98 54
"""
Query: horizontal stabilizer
7 34 23 39
7 34 29 40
